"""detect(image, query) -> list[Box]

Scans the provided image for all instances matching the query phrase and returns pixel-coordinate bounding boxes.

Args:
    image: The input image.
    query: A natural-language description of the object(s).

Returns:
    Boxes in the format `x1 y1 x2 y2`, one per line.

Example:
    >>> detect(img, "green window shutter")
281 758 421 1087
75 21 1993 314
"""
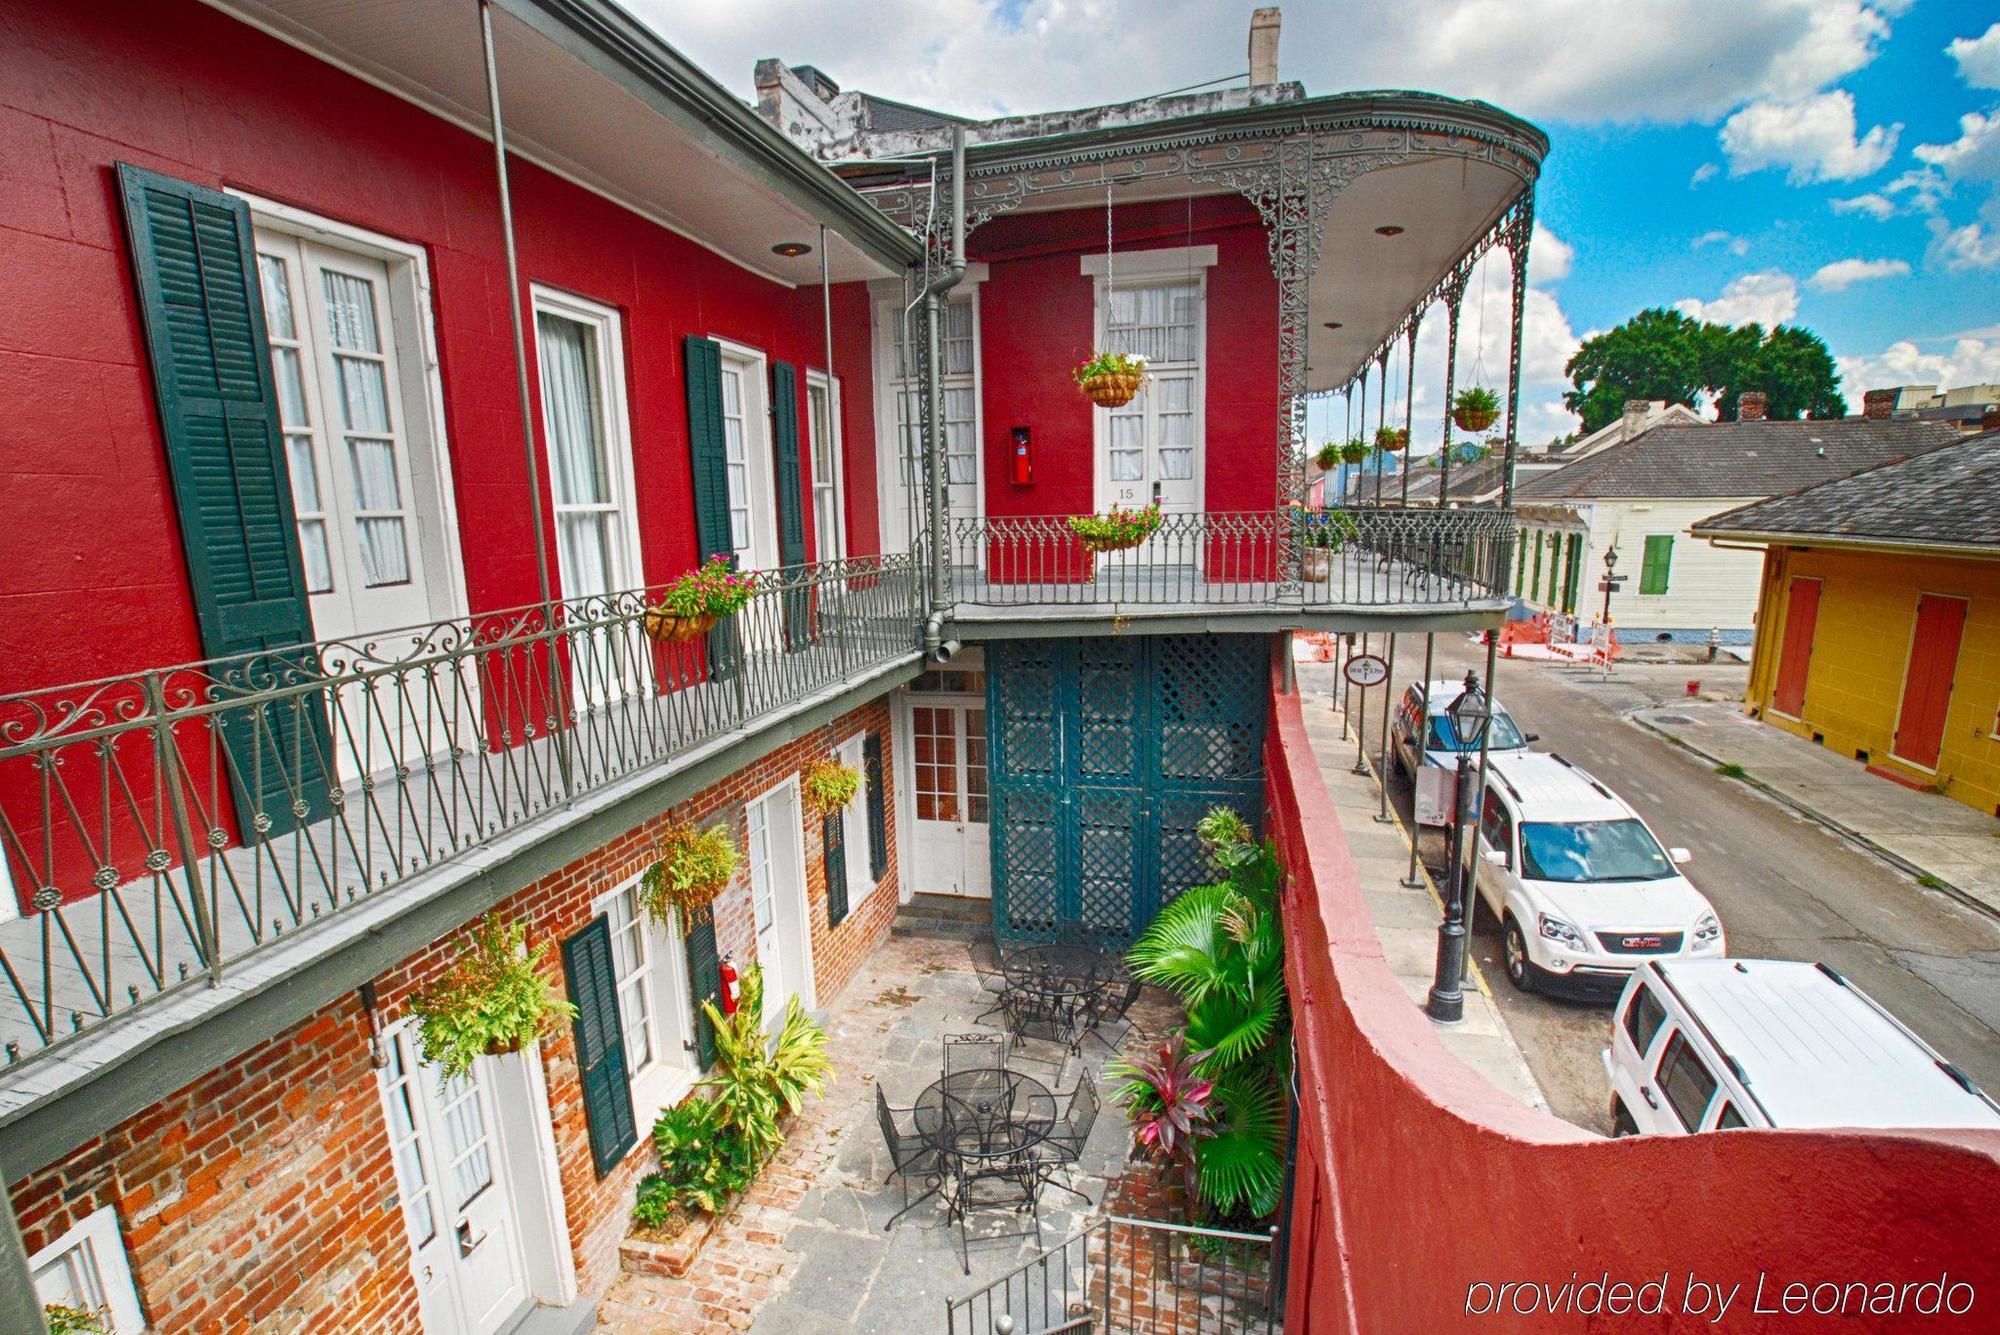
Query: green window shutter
116 163 330 836
1515 530 1528 594
561 917 638 1176
682 335 740 678
823 809 849 927
770 361 812 649
1640 534 1673 595
863 732 888 881
1530 531 1542 599
1563 534 1583 614
683 916 722 1070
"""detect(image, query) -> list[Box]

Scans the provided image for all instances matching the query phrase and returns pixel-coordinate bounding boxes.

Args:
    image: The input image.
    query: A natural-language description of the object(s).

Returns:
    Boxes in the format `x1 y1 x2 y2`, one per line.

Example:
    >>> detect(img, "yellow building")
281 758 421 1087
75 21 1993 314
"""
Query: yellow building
1696 431 2000 818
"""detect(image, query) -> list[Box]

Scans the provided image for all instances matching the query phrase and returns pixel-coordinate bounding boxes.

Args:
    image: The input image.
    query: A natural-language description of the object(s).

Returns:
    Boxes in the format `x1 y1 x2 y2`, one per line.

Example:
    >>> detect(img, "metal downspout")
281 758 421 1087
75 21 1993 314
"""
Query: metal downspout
921 129 968 656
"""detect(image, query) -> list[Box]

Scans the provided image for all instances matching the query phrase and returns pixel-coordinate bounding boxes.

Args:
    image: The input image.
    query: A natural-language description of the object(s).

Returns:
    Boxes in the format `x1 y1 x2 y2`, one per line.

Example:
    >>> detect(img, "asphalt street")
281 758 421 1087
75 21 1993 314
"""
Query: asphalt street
1348 632 2000 1135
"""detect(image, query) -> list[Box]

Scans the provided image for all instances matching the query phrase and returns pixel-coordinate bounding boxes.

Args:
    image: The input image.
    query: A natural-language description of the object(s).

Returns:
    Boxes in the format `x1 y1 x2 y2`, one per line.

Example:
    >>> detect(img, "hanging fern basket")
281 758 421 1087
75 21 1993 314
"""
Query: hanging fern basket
1452 405 1499 433
643 609 719 644
1081 372 1142 408
640 823 741 931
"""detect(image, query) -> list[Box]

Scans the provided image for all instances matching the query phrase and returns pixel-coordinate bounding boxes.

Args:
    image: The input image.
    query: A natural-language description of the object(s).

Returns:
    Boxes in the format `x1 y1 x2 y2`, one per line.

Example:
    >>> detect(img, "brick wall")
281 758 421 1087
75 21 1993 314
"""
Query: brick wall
11 699 903 1327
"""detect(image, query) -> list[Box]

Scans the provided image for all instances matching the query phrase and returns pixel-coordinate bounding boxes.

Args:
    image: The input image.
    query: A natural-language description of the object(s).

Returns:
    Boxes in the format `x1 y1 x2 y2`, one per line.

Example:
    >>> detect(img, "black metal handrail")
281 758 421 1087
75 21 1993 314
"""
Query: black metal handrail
947 507 1515 610
0 554 920 1067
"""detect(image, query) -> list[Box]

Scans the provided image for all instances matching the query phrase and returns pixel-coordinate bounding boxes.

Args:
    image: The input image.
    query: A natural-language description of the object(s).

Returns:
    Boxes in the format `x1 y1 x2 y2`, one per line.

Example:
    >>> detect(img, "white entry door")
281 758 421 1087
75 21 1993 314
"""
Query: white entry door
911 699 991 898
1094 280 1203 517
746 784 813 1019
380 1028 529 1335
879 295 979 557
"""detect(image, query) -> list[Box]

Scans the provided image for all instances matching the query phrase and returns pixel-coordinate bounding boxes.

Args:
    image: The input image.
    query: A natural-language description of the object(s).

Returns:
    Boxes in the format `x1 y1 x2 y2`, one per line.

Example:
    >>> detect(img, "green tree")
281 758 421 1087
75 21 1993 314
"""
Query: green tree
1562 307 1707 431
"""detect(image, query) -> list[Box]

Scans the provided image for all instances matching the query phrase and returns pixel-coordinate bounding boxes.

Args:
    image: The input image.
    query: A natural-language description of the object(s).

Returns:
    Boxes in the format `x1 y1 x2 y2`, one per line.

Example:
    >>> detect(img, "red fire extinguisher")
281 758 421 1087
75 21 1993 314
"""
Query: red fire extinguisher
1010 426 1034 485
718 955 741 1016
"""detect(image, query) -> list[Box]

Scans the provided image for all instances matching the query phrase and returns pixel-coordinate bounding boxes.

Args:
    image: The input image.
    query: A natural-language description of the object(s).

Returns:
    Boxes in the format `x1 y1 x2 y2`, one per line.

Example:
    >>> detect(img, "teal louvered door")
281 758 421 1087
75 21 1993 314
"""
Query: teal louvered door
769 361 811 648
562 916 638 1176
683 914 722 1070
988 635 1267 949
823 810 849 927
682 335 741 679
116 163 332 836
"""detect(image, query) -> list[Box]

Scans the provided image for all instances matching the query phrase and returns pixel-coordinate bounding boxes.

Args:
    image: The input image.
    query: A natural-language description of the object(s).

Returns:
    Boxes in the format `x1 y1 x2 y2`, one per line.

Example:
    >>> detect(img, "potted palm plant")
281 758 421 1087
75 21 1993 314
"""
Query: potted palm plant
409 914 578 1078
639 821 741 931
644 555 759 644
1073 351 1149 408
1452 385 1501 433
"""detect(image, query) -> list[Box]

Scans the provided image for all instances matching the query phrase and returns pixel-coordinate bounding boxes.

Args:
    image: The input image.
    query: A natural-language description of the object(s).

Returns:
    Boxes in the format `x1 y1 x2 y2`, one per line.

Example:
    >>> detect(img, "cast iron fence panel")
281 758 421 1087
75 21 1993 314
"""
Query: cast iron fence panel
949 506 1514 612
944 1215 1280 1335
0 555 919 1069
988 636 1265 950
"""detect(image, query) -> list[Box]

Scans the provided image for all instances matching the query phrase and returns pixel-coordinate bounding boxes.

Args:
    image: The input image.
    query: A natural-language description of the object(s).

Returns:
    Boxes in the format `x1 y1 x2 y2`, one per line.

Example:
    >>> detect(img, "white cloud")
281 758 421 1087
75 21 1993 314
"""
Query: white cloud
1914 111 2000 183
1693 229 1751 254
1830 192 1896 219
1886 166 1951 214
646 0 1908 127
1675 271 1801 326
1720 91 1900 183
1527 223 1574 284
1806 256 1910 290
1926 219 2000 272
1690 162 1720 187
1836 337 2000 396
1946 23 2000 91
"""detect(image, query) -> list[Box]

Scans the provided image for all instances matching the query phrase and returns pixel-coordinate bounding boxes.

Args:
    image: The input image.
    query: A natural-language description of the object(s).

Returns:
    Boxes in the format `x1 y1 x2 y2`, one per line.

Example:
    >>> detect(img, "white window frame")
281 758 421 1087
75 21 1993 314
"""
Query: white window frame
869 268 987 555
1083 246 1215 515
835 733 876 904
806 369 846 562
532 286 645 600
713 338 781 571
231 191 470 627
591 880 700 1122
30 1205 145 1334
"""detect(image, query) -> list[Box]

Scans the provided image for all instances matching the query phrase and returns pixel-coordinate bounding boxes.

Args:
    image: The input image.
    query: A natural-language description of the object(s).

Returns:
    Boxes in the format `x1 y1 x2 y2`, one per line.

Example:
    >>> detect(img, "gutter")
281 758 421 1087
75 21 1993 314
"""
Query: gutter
500 0 923 271
1693 529 2000 561
921 128 968 656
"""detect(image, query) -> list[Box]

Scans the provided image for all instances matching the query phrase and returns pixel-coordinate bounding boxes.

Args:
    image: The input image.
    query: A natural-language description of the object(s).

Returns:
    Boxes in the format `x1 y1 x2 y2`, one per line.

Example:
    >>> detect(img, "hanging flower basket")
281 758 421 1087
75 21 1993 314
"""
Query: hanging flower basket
644 556 758 645
1074 351 1149 408
1313 442 1341 473
802 757 863 814
640 822 742 931
1451 385 1501 434
1069 503 1164 553
1339 438 1370 466
409 914 578 1079
1374 426 1409 452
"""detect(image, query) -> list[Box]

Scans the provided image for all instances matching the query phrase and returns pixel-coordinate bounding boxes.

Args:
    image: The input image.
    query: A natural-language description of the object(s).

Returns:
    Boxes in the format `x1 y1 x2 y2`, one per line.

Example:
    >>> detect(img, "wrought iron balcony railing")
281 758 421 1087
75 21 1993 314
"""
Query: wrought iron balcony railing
0 555 920 1068
945 506 1515 612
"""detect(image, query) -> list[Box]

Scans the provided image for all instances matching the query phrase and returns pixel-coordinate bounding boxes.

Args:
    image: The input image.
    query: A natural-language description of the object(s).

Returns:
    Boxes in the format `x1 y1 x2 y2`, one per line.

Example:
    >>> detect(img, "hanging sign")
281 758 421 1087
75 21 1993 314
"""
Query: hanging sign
1343 653 1389 688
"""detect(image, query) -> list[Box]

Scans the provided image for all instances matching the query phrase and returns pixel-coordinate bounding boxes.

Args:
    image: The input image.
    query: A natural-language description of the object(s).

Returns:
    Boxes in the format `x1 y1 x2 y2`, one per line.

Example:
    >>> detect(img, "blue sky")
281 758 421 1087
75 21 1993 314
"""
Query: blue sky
649 0 2000 441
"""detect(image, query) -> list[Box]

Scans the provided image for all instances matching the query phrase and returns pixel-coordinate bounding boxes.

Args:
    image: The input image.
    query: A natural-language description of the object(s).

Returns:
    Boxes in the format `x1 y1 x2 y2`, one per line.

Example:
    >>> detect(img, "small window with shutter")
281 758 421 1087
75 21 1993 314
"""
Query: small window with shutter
562 917 638 1176
823 809 849 928
1639 534 1674 595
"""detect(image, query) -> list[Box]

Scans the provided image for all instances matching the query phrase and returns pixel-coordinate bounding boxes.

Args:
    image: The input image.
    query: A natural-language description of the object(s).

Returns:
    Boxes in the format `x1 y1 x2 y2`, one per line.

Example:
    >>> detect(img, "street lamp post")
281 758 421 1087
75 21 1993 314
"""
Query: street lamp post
1600 544 1619 626
1425 671 1492 1023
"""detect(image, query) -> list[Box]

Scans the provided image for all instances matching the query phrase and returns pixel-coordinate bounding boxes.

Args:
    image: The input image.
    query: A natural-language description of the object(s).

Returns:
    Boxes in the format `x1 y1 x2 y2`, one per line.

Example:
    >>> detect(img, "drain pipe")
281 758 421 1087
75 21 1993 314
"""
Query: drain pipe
921 127 968 658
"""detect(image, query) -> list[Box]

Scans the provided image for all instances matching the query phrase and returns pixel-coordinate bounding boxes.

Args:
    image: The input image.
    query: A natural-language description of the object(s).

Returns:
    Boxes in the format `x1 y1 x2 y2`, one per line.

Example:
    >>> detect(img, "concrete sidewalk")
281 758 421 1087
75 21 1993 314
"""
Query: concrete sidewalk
1293 659 1548 1115
1634 700 2000 920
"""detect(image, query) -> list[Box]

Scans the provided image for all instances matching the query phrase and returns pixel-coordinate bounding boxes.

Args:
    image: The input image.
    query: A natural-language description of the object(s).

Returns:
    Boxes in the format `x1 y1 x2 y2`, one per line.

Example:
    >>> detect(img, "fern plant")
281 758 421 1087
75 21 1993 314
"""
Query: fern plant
409 914 577 1080
801 757 863 813
633 1095 758 1225
44 1305 110 1335
639 823 740 931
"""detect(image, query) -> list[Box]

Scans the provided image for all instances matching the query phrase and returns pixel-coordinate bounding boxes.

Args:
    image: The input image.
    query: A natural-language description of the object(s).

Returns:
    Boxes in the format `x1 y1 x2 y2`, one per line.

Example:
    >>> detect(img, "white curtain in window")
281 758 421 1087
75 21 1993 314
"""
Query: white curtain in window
1108 282 1198 363
538 313 617 599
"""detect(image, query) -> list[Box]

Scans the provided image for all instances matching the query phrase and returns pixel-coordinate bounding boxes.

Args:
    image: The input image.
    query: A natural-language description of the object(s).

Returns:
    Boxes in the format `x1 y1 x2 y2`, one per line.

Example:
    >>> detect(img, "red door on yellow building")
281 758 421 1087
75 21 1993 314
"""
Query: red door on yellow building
1771 578 1821 719
1892 594 1968 771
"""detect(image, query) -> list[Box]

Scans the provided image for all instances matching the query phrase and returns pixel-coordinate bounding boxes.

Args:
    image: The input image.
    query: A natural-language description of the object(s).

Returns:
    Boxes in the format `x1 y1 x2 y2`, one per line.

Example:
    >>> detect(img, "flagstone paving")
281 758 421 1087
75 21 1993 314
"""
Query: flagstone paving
593 927 1175 1334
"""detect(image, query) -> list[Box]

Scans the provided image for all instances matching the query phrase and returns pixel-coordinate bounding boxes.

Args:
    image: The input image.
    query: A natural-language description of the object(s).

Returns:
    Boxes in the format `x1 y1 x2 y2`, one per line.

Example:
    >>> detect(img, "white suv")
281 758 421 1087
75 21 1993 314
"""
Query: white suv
1467 752 1724 998
1605 959 2000 1135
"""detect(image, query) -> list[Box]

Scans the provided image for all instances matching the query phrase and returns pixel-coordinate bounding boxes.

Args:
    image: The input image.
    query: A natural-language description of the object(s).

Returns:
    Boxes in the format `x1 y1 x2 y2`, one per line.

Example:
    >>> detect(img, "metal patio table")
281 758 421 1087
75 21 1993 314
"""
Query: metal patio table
914 1069 1059 1273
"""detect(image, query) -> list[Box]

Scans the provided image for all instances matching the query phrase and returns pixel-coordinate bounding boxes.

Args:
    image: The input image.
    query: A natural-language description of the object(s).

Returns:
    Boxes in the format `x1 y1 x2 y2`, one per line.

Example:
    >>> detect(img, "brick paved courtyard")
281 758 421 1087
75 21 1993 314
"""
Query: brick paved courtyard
593 923 1174 1334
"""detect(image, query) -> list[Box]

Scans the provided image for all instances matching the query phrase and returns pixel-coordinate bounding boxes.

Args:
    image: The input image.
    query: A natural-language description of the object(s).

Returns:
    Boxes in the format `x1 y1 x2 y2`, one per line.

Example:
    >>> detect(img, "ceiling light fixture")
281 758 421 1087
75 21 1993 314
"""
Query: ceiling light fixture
1374 225 1405 237
1322 321 1343 330
771 241 813 257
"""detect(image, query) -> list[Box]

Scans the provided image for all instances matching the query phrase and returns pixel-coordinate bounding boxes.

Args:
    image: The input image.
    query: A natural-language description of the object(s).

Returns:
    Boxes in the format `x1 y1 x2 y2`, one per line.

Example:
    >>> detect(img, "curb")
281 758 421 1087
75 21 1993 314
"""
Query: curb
1630 713 2000 927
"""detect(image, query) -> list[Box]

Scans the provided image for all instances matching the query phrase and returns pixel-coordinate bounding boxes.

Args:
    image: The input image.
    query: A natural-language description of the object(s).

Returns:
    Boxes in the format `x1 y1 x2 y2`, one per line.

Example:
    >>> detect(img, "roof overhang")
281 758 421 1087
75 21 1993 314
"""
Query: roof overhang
202 0 921 284
1690 529 2000 561
843 91 1546 390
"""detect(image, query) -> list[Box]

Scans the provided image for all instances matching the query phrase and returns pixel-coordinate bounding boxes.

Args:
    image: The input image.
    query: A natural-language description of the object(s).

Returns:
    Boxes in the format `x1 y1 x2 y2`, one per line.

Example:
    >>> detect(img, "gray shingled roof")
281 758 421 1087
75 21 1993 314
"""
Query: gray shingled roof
1514 417 1958 501
1694 429 2000 550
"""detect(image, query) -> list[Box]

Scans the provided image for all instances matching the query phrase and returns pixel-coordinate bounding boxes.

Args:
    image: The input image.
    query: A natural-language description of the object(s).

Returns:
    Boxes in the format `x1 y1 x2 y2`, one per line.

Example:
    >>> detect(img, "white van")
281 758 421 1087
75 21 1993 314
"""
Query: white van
1605 958 2000 1135
1468 752 1724 998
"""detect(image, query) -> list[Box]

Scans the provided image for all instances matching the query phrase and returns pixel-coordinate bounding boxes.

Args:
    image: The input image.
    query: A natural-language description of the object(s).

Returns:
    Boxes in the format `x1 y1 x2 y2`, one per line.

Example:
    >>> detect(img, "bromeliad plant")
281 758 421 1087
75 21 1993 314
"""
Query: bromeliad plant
409 914 577 1080
1120 806 1289 1221
1068 502 1164 554
801 756 863 814
644 555 760 644
699 964 833 1165
639 822 741 931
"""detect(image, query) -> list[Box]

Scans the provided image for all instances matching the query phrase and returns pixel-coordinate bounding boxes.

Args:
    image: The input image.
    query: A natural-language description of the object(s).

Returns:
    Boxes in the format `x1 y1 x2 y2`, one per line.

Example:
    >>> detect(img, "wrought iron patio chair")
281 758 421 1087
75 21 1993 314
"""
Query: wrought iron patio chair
1002 985 1086 1070
968 935 1009 1023
876 1085 943 1229
943 1030 1007 1077
1080 974 1145 1053
1033 1076 1100 1206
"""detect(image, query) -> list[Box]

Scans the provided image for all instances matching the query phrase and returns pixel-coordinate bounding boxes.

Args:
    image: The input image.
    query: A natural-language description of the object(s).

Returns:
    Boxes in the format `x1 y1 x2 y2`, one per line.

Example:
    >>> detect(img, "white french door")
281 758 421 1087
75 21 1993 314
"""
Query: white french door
534 291 643 705
718 346 780 571
746 784 812 1019
807 372 845 562
380 1027 528 1335
879 295 979 556
911 698 990 898
1095 280 1202 517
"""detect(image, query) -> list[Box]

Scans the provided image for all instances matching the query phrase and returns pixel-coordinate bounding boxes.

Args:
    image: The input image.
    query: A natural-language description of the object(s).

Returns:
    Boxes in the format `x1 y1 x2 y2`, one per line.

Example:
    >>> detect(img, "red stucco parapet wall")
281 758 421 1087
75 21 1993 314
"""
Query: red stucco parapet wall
1263 664 2000 1333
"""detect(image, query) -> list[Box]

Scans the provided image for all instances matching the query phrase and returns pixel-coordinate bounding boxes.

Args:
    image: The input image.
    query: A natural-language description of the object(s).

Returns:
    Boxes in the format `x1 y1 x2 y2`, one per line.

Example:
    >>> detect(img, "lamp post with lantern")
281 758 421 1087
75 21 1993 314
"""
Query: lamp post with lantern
1425 672 1492 1023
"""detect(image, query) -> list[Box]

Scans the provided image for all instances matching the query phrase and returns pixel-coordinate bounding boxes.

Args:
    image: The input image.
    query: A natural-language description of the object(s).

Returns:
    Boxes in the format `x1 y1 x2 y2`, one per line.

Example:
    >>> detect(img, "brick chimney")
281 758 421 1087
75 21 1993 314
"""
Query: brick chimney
1249 8 1281 88
1863 388 1896 420
1737 391 1767 422
1621 399 1652 440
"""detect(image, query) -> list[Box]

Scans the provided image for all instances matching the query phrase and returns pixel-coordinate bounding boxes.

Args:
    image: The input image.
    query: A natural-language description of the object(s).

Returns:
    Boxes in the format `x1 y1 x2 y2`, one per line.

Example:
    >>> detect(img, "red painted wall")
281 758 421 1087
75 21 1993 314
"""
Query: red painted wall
0 0 879 701
969 196 1278 521
1262 669 2000 1331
